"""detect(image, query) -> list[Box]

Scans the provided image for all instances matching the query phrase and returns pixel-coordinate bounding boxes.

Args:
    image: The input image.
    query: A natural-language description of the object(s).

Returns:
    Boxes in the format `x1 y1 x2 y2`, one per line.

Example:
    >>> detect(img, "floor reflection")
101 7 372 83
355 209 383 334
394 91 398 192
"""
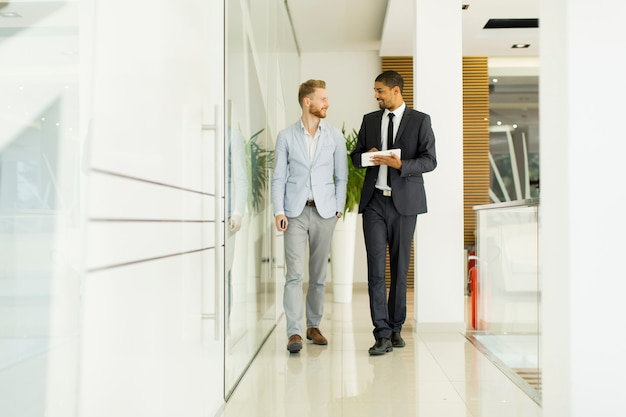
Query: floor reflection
219 287 542 417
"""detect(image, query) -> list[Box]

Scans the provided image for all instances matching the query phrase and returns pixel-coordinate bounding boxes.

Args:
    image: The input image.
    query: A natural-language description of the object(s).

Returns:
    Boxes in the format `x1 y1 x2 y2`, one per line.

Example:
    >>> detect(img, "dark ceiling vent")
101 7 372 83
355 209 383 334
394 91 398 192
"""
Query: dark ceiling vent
483 18 539 29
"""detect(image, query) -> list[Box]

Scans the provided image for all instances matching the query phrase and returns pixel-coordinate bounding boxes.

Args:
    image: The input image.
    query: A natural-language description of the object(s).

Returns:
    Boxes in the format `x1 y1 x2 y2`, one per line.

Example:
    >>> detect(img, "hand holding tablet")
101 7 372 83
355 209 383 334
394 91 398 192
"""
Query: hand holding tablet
361 148 401 167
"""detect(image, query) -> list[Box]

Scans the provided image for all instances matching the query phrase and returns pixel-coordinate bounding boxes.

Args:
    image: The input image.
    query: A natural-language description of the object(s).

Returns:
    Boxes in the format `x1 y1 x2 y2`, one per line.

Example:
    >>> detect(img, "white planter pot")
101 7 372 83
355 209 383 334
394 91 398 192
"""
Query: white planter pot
330 211 358 303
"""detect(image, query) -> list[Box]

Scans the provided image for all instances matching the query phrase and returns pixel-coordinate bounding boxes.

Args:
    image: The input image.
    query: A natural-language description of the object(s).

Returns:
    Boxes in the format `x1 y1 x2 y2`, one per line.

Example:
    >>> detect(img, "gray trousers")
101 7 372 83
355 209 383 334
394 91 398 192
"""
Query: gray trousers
283 206 338 337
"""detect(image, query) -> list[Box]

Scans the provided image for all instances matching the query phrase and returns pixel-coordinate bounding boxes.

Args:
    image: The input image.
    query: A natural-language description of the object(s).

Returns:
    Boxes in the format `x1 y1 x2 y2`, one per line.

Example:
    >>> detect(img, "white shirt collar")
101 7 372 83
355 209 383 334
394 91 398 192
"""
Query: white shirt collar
299 118 325 133
384 102 406 119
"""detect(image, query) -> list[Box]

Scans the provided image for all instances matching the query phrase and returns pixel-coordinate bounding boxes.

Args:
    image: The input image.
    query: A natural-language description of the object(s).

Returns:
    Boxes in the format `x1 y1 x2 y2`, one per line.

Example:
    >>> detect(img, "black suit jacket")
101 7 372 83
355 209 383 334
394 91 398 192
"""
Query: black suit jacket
350 106 437 216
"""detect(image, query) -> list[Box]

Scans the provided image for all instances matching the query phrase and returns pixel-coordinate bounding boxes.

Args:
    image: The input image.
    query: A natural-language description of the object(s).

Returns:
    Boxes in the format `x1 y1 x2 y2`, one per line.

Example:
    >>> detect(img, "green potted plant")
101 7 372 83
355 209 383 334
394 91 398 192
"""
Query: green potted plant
342 125 365 214
331 124 364 303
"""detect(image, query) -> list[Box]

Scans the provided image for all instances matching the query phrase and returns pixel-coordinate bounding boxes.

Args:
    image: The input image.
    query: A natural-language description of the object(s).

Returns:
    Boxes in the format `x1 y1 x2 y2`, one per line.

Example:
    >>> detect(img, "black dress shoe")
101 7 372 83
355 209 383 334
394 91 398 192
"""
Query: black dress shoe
391 332 405 348
368 338 393 355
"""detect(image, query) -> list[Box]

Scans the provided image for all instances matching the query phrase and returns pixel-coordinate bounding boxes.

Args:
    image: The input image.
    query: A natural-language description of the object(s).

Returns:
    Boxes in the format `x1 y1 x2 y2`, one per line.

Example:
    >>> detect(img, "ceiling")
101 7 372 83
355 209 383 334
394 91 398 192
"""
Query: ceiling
286 0 539 58
286 0 540 135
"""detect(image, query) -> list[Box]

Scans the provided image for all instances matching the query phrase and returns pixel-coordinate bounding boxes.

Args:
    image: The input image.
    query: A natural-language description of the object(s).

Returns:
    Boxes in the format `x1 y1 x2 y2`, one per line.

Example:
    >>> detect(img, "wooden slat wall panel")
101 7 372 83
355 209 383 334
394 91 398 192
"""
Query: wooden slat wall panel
463 57 490 247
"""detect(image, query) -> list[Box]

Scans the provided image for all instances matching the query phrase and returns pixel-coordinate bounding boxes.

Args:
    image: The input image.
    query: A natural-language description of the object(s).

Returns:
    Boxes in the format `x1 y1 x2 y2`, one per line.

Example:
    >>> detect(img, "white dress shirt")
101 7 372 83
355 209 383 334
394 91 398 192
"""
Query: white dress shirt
376 103 405 191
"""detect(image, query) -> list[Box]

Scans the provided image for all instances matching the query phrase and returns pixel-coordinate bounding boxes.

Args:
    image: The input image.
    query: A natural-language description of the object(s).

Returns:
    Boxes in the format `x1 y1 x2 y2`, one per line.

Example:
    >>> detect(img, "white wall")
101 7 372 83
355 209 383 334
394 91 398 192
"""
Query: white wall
300 52 381 135
413 0 465 330
300 51 381 284
541 1 626 416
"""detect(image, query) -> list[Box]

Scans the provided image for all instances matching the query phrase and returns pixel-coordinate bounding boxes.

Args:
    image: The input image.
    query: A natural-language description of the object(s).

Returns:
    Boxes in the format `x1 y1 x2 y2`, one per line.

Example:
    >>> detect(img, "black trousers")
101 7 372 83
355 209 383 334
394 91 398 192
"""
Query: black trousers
362 191 417 339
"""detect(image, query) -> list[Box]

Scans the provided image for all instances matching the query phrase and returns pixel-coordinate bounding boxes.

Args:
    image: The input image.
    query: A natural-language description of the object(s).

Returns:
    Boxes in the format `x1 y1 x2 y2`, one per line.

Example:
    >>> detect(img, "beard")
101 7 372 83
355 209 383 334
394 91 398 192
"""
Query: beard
309 106 327 118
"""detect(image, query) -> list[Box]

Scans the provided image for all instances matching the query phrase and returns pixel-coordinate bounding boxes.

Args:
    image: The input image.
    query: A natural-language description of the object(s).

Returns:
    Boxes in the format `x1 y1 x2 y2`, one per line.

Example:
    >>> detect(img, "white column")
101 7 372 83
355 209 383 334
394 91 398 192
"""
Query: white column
541 1 626 416
413 0 465 331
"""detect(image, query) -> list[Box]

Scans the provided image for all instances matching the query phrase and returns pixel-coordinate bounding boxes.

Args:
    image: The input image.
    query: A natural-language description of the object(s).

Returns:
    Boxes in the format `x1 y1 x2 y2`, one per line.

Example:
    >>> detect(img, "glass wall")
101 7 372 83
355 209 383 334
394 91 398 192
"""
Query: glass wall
224 0 299 398
1 0 300 412
0 2 83 415
469 70 541 402
471 200 541 403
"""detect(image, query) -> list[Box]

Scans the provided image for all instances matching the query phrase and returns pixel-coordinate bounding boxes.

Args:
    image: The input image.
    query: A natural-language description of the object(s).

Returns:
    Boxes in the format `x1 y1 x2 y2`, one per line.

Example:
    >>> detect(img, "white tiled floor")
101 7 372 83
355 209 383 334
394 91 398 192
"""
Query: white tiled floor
218 289 542 417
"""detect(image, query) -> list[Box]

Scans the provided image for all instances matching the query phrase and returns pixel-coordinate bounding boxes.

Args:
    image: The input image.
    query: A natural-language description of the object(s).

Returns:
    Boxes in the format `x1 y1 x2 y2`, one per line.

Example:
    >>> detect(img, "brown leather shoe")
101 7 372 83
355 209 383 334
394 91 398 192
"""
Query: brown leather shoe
306 328 328 345
287 334 303 353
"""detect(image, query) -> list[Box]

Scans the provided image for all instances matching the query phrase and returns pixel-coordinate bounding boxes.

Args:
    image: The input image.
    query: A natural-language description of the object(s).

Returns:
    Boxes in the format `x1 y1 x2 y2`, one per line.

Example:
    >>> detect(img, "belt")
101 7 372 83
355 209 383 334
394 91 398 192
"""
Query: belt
305 200 316 207
375 188 392 197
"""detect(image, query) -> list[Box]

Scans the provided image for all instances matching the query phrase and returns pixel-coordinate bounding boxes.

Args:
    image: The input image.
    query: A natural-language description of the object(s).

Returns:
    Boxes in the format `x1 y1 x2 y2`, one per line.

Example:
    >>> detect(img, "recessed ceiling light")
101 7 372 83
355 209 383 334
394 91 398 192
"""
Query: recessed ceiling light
492 78 499 83
512 44 531 49
0 12 22 18
484 19 539 29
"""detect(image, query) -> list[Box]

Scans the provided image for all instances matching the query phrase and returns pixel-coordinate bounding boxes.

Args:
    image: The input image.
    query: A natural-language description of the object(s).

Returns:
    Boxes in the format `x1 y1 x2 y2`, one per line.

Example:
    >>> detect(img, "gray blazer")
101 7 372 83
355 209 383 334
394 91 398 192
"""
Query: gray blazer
350 106 437 216
272 120 348 219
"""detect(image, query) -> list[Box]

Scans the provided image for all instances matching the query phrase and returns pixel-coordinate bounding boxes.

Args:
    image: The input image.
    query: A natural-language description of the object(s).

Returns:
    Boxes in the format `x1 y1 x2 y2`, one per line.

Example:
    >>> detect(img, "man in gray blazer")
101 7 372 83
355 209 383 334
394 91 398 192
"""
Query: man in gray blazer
272 79 347 353
350 70 437 355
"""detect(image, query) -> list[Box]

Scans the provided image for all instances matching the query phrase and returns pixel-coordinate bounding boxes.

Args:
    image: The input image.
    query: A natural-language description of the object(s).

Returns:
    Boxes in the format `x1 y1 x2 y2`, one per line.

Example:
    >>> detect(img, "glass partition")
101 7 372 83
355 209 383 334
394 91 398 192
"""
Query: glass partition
470 199 541 404
0 2 83 415
224 0 298 398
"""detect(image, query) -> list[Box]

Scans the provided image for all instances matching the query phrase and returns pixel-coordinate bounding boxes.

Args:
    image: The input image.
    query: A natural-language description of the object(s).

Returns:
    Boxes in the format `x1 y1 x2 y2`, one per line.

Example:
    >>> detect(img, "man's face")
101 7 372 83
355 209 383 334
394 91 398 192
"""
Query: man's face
374 81 400 111
306 88 329 118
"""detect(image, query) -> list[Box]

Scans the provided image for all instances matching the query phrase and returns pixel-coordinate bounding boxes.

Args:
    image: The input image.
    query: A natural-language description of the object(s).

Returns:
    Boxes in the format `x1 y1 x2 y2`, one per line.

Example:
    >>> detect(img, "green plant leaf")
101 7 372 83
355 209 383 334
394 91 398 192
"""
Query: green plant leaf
341 124 365 214
245 128 273 214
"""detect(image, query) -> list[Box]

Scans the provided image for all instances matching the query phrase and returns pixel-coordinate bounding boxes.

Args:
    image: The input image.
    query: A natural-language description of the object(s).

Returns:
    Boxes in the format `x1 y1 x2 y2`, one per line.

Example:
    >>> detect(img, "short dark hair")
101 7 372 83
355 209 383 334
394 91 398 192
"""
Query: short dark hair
298 79 326 106
375 70 404 93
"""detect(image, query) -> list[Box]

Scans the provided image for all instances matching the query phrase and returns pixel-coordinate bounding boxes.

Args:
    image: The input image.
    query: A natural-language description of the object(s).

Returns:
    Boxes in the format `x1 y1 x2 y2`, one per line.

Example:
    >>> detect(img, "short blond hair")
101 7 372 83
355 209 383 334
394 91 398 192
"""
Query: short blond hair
298 79 326 106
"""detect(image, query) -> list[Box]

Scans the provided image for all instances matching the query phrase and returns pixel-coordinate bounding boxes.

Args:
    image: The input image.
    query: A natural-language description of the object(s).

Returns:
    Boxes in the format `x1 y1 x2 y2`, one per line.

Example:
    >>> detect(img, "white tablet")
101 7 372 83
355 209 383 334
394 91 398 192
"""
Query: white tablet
361 148 401 167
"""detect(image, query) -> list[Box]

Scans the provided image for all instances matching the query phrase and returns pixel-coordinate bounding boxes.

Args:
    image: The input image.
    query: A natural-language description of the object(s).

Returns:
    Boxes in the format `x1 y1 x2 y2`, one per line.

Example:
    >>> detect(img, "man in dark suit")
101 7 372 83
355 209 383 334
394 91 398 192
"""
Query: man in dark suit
350 70 437 355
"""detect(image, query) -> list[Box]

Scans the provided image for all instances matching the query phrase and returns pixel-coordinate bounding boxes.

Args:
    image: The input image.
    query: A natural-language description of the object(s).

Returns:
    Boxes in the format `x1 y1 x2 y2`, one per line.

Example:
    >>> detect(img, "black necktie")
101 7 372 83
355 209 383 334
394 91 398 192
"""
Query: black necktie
387 113 395 146
387 113 394 186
